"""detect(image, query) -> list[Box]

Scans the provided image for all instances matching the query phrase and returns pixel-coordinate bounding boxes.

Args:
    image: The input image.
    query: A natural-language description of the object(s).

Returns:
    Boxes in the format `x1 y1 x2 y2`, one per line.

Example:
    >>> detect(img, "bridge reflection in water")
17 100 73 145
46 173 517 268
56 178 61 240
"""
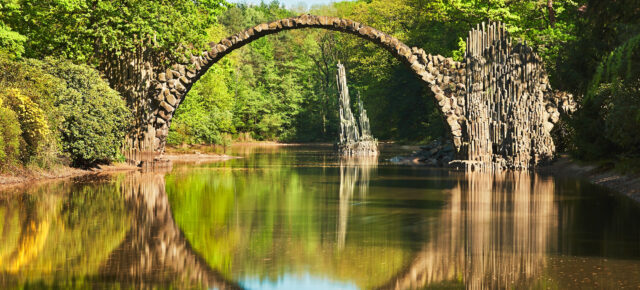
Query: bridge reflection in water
100 171 241 289
380 172 557 289
2 151 640 288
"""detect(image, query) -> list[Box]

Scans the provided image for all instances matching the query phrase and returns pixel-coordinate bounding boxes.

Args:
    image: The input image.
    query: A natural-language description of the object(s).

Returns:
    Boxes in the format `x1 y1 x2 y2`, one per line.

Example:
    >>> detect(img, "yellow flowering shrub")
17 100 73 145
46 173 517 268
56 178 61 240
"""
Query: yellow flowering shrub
0 96 23 167
1 88 52 163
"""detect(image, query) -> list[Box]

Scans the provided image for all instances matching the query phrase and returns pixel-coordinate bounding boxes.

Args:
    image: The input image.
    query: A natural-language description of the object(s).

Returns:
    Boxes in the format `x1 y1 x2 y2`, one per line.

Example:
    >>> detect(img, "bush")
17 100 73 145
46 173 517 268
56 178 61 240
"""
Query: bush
39 59 131 167
0 22 26 59
571 79 640 160
2 88 52 160
0 57 62 169
0 97 22 168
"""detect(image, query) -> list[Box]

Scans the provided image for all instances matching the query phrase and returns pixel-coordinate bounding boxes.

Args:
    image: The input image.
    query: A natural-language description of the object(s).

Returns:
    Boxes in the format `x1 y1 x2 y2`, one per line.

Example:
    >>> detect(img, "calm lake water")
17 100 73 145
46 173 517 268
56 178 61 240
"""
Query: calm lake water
1 144 640 289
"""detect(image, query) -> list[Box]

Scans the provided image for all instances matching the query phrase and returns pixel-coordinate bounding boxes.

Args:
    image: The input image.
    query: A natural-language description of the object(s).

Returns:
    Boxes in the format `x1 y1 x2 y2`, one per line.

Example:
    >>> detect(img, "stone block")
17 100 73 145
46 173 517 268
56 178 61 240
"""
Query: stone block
155 91 164 102
422 74 435 84
319 16 329 25
543 121 554 133
176 82 186 93
166 94 177 107
410 62 422 72
442 102 451 112
160 101 175 113
158 110 169 120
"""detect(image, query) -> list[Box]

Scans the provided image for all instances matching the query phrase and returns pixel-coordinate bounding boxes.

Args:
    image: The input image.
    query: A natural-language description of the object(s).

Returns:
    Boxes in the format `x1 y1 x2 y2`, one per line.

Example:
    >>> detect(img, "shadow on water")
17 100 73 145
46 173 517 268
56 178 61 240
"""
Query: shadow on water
1 145 640 289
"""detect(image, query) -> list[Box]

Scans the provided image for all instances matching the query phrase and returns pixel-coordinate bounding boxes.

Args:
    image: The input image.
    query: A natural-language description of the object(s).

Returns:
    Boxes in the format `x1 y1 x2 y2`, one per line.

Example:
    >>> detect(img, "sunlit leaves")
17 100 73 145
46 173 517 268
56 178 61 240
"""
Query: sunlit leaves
2 0 229 63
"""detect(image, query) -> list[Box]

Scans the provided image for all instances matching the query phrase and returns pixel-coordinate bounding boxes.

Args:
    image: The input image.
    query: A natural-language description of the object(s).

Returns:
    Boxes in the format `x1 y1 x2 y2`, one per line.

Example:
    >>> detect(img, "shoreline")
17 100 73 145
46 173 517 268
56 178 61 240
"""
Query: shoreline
0 163 139 191
0 153 237 191
3 150 639 204
537 156 640 203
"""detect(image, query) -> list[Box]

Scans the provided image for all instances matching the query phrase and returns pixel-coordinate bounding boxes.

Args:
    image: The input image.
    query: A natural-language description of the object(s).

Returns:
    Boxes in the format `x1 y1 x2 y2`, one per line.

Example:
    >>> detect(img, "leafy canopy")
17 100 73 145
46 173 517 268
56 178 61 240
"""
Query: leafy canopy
3 0 229 64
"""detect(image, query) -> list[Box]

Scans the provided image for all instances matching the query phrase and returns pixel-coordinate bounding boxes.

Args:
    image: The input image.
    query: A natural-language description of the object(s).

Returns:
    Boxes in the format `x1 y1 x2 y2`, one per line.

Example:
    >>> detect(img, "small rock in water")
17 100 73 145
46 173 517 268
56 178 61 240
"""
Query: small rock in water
394 138 456 167
389 156 403 163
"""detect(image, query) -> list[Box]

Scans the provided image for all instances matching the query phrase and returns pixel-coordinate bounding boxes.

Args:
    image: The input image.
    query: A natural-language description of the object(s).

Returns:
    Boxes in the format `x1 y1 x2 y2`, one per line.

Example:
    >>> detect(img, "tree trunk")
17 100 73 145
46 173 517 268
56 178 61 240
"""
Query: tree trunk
547 0 556 27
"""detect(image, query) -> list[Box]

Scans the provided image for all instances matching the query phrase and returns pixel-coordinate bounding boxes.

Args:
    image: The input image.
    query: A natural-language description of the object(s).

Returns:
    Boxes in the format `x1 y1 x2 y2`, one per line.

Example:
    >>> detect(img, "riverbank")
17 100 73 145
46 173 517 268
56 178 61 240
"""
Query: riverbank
0 163 139 191
0 151 237 190
539 156 640 203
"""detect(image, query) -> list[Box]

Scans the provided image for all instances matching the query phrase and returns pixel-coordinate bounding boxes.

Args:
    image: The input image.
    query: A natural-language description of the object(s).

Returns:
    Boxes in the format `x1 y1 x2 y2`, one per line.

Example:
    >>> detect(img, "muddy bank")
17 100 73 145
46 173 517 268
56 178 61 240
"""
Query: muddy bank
0 152 239 191
539 156 640 203
0 163 139 191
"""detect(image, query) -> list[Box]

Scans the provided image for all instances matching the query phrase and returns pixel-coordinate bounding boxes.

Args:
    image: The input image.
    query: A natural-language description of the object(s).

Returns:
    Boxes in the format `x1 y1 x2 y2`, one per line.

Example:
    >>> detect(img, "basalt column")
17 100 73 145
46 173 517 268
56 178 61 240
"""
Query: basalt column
462 22 575 170
337 63 378 156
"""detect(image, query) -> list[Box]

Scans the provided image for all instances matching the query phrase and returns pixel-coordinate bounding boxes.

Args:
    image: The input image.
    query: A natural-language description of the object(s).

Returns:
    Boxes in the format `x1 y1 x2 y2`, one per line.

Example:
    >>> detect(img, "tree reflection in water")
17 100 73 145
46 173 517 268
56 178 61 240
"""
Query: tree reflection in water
380 171 557 289
337 156 378 250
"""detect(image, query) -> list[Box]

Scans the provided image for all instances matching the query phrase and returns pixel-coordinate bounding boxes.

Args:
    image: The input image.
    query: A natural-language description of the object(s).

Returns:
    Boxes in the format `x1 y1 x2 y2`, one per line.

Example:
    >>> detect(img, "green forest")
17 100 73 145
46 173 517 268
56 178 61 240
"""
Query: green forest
0 0 639 171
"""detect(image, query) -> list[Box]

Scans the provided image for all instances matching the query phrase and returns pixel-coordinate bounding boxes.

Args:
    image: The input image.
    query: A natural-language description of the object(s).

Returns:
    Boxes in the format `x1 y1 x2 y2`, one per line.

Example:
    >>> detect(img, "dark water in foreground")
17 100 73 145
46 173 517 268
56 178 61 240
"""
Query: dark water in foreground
1 145 640 289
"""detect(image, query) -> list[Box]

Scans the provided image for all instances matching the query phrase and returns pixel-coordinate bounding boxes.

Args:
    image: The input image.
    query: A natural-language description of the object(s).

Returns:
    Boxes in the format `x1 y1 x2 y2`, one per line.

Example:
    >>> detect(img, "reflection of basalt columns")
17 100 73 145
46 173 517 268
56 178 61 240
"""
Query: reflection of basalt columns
337 157 378 249
99 172 241 289
378 171 557 289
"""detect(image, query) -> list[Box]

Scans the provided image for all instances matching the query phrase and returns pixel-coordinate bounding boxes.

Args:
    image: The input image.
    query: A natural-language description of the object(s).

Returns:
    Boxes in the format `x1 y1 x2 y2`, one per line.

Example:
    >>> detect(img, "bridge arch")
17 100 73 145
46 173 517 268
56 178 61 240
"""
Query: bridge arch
144 15 466 155
127 16 574 169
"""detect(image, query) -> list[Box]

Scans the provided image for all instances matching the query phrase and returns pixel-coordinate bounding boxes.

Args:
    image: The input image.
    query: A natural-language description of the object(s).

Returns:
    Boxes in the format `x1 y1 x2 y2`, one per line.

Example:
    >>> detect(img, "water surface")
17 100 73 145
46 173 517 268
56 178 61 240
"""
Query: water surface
1 145 640 289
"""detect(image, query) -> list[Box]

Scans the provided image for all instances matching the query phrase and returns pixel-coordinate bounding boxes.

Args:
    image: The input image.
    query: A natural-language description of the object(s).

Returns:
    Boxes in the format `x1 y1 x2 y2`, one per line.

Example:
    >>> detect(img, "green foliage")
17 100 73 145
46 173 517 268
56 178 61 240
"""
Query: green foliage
0 1 25 59
171 3 314 144
555 0 640 164
0 97 22 167
571 78 640 161
1 0 229 64
39 59 131 166
0 55 130 169
587 34 640 101
0 23 25 59
0 57 61 167
1 88 53 162
168 25 235 146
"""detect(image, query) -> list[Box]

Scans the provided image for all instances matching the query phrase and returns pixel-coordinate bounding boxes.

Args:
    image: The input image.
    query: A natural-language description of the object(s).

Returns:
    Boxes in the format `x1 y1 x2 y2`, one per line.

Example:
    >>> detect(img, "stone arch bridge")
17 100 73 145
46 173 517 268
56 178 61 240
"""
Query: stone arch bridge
124 15 574 169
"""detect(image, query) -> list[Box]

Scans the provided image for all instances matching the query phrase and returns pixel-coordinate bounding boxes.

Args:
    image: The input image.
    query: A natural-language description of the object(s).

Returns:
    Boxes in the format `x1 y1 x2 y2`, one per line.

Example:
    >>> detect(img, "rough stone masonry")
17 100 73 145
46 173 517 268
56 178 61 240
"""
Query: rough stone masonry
124 15 574 170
